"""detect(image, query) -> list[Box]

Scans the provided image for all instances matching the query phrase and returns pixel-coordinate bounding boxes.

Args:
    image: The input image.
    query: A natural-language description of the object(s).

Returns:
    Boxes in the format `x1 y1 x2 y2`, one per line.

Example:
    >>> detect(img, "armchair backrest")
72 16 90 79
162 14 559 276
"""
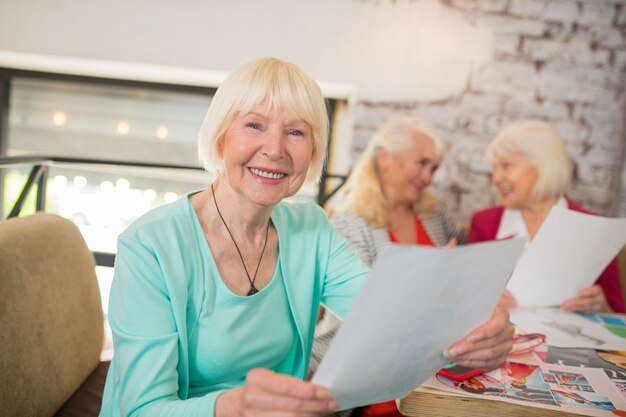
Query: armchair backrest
0 213 104 417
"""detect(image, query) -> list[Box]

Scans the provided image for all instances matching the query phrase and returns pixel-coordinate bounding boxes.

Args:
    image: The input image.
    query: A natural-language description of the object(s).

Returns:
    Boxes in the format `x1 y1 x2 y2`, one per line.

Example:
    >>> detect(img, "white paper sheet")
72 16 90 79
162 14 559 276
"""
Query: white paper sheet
312 237 526 410
510 308 626 351
507 207 626 307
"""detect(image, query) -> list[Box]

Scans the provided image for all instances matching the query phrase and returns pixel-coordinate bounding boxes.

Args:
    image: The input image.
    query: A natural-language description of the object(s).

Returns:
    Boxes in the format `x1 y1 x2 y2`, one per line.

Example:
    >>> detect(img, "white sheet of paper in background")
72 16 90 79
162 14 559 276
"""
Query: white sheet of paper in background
312 238 526 410
510 308 626 350
507 207 626 307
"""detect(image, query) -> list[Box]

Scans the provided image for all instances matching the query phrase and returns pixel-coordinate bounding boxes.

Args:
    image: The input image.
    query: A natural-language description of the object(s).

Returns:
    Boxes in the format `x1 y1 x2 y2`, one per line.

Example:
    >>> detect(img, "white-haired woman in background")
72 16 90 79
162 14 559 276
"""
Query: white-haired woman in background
312 117 478 417
468 119 624 313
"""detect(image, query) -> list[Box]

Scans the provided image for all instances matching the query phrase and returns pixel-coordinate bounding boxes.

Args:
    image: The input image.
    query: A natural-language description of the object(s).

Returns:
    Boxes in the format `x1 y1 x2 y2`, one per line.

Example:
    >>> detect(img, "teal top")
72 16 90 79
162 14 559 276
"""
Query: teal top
99 194 368 417
187 257 295 396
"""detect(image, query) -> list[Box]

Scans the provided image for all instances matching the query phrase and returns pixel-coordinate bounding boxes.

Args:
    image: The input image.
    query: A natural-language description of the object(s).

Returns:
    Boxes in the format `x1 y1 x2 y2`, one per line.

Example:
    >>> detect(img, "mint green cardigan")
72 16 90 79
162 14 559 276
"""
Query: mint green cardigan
99 196 368 417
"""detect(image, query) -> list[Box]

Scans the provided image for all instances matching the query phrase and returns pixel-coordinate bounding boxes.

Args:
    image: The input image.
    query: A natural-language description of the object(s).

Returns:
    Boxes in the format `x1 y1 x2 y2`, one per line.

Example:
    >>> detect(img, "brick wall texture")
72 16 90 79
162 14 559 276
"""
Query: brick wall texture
350 0 626 221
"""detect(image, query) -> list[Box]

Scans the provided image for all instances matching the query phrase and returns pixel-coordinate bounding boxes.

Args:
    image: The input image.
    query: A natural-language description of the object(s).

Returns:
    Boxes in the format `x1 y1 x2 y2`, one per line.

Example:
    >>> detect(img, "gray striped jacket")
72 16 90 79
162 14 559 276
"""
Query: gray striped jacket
329 207 466 269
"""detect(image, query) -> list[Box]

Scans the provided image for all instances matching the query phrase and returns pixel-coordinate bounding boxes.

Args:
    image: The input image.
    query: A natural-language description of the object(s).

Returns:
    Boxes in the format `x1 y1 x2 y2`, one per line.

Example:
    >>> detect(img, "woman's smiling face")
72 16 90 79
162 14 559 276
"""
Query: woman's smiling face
378 132 439 206
219 103 314 207
491 153 539 209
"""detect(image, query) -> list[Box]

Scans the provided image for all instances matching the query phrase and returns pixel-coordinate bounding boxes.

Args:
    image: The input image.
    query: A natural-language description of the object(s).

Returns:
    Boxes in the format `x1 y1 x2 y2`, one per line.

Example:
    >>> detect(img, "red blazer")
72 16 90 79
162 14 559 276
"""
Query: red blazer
468 199 625 313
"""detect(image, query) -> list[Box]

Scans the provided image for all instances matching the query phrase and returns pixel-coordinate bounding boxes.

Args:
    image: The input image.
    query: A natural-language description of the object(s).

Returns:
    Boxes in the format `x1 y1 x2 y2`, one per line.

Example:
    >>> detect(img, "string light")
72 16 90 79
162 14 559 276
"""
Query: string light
117 121 130 135
100 181 114 191
156 126 168 139
73 176 87 188
52 111 67 126
143 189 157 202
115 178 130 189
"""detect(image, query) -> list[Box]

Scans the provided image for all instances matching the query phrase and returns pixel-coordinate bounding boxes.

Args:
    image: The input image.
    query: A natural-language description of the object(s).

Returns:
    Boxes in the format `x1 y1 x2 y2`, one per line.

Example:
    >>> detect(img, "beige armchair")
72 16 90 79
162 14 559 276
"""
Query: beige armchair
0 213 109 417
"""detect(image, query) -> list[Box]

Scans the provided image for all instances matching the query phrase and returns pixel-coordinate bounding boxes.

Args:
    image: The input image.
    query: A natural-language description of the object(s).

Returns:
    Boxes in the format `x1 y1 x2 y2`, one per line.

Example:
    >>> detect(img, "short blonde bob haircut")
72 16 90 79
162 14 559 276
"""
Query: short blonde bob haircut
487 119 571 200
335 117 445 228
197 57 329 182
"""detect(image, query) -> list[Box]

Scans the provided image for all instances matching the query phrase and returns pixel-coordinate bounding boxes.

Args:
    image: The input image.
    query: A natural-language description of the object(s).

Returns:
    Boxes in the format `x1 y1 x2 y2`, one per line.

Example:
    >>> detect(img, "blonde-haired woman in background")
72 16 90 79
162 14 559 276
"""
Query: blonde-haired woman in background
330 116 465 264
312 117 504 417
468 119 624 313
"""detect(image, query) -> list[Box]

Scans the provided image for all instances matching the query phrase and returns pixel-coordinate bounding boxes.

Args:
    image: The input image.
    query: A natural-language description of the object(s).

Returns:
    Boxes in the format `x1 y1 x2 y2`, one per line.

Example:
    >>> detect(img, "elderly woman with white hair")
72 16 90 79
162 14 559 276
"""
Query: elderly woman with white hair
468 119 624 313
99 59 514 417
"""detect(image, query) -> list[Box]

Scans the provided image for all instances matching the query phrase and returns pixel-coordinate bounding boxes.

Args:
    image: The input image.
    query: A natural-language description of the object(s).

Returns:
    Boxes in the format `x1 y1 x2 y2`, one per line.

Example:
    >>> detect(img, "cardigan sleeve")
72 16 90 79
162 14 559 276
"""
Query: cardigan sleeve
310 214 368 417
320 216 369 319
102 236 220 417
424 204 467 246
468 213 488 243
467 208 502 244
330 212 379 267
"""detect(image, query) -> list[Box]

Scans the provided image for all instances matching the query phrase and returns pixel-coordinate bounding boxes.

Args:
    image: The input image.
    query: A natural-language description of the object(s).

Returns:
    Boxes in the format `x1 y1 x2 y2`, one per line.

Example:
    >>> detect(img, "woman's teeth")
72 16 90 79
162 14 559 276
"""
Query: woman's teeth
250 168 285 179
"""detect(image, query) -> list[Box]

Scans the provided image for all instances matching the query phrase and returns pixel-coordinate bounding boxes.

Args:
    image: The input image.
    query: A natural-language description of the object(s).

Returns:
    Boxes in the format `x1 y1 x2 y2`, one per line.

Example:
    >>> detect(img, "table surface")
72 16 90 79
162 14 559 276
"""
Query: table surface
398 387 583 417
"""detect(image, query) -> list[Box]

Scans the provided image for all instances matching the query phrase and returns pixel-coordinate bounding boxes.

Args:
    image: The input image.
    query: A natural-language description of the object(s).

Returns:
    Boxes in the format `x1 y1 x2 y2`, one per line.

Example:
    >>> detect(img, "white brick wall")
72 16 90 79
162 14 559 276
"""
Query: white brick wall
351 0 626 220
617 4 626 26
509 0 547 19
544 0 580 22
579 1 618 27
481 14 547 37
444 0 509 14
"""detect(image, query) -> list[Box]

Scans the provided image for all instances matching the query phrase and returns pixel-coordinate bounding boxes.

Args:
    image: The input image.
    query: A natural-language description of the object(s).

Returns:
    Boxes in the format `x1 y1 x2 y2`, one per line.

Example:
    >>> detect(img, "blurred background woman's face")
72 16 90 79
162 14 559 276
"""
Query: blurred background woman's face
378 133 438 206
491 153 539 209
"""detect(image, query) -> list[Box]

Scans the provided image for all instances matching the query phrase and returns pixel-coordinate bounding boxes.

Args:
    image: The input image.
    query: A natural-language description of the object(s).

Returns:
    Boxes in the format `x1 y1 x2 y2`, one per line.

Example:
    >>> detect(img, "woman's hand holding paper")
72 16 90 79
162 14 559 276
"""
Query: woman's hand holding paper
218 369 339 417
443 306 514 371
560 284 611 314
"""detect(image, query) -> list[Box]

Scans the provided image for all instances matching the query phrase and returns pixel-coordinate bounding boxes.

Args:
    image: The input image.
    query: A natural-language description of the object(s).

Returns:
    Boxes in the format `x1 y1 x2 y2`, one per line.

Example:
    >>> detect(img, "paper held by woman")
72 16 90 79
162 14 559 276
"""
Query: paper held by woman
312 237 526 410
507 207 626 307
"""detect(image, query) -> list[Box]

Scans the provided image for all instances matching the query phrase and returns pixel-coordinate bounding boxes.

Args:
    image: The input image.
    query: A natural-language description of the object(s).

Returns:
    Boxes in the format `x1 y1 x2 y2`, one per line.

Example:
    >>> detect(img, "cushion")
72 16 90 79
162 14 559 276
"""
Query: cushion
0 213 104 417
53 361 110 417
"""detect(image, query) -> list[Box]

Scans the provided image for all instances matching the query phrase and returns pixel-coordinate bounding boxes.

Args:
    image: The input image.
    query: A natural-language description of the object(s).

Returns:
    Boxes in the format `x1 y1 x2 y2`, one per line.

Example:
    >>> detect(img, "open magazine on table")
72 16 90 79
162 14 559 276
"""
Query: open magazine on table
417 309 626 416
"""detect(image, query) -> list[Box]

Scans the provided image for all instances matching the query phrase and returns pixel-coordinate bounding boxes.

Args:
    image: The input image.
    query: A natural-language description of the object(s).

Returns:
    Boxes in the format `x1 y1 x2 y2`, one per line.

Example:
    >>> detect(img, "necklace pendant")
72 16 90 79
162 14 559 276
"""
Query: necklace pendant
247 287 259 296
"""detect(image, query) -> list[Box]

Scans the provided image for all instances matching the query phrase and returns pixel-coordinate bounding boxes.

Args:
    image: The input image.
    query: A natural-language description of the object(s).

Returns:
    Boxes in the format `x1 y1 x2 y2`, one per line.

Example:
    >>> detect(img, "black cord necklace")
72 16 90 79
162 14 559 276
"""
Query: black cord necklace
211 183 271 296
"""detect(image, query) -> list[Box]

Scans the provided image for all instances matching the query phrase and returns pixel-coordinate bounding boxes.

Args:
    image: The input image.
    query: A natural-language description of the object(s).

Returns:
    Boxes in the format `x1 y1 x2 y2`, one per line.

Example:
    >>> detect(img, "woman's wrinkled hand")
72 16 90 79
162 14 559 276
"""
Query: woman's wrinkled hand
217 368 339 417
443 306 514 371
497 289 518 309
560 285 611 314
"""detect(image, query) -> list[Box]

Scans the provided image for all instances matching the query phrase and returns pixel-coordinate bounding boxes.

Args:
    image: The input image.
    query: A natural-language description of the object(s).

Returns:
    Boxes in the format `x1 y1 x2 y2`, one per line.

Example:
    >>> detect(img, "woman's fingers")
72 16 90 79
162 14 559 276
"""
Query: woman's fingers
245 392 338 414
560 285 610 313
244 369 338 414
498 289 518 309
448 332 513 370
463 306 511 344
247 369 330 399
450 335 513 370
444 307 514 370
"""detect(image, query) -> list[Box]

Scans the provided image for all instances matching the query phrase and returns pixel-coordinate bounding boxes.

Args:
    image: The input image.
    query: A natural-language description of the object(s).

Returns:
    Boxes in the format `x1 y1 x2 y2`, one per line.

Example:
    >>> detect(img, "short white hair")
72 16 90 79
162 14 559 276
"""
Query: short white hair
487 119 571 200
197 58 329 182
